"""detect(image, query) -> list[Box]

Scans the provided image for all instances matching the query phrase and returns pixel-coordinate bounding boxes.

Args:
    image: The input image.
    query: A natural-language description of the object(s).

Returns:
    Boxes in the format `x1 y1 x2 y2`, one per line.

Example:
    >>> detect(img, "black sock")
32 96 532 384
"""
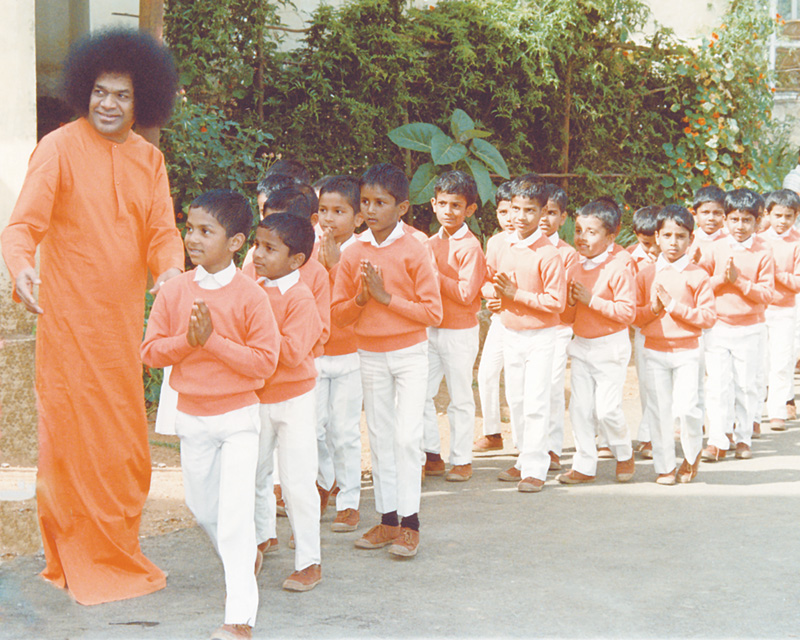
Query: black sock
401 513 419 531
381 511 399 527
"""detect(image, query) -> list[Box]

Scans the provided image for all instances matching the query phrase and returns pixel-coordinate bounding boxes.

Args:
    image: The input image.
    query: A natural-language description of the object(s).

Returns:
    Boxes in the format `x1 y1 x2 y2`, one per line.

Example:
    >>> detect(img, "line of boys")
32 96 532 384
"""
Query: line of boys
140 157 800 640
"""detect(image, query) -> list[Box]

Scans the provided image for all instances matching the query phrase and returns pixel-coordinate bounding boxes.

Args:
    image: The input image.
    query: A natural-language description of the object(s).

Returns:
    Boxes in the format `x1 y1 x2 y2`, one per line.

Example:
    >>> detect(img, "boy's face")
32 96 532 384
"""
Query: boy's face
318 192 363 244
693 201 725 235
431 192 476 236
252 226 304 281
538 200 567 237
574 215 614 259
758 214 771 233
768 204 798 235
510 196 545 239
496 200 513 233
635 233 660 260
360 184 408 244
655 220 692 263
183 206 243 274
726 209 758 243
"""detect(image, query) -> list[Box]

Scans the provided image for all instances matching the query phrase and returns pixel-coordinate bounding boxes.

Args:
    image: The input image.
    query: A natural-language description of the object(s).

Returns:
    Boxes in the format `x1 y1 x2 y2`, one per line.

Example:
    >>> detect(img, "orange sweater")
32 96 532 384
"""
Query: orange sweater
697 235 775 325
634 261 716 351
760 228 800 308
610 242 635 272
426 227 486 329
257 275 322 403
561 254 636 338
482 231 514 301
331 231 443 352
141 270 281 416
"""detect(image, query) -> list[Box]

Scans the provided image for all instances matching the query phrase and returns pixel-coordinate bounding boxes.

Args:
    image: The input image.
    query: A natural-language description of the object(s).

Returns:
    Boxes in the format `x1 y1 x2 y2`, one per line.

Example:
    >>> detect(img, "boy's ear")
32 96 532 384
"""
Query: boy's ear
228 232 246 253
354 210 365 227
398 200 410 218
466 202 478 218
310 212 319 227
430 197 437 210
288 252 306 271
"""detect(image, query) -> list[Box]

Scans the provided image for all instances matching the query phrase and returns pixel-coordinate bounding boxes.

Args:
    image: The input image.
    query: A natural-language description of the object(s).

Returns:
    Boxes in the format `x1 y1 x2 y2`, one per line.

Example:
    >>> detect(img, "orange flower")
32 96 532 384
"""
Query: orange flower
758 73 765 80
712 32 719 40
740 167 748 176
200 126 207 133
676 158 684 165
682 116 690 123
697 118 706 126
703 168 710 176
692 132 699 137
684 126 692 134
713 112 721 119
703 182 711 187
772 87 777 93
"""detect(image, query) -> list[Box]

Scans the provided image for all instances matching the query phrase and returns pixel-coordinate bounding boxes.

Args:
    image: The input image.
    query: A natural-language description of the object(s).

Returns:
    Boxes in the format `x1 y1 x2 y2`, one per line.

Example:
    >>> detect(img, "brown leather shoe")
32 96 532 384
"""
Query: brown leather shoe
210 623 252 640
787 400 797 420
635 441 653 459
445 464 473 482
771 418 787 432
424 454 446 477
388 527 419 557
735 442 752 459
354 524 401 549
282 563 321 592
331 508 360 532
548 451 562 471
555 469 595 485
257 538 278 554
655 471 676 486
497 465 521 482
517 477 545 493
615 457 635 482
701 445 726 462
597 447 614 459
676 455 700 483
318 480 337 515
473 434 503 452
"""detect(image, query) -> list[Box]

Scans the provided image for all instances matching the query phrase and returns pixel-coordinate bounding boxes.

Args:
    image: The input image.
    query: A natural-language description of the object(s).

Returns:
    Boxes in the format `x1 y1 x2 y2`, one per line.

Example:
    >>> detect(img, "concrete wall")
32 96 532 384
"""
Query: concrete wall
644 0 727 41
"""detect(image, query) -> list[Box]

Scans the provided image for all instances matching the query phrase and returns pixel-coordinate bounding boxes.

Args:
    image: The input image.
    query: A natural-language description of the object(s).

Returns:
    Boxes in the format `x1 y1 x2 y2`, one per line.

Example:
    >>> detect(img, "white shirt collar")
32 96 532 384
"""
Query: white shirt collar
727 234 754 251
579 247 611 270
260 269 300 294
547 231 560 246
194 263 236 290
631 243 655 262
438 223 469 240
656 253 691 273
695 227 723 242
511 228 542 248
766 227 792 240
358 221 405 248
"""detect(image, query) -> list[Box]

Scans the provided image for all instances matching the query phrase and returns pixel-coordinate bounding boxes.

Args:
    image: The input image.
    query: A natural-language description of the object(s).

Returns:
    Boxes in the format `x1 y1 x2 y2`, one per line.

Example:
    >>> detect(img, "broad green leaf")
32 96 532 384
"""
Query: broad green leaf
721 153 733 166
431 131 468 166
466 157 495 205
660 176 675 188
387 123 443 152
470 138 510 179
450 109 474 138
458 128 492 142
409 162 438 205
707 148 718 161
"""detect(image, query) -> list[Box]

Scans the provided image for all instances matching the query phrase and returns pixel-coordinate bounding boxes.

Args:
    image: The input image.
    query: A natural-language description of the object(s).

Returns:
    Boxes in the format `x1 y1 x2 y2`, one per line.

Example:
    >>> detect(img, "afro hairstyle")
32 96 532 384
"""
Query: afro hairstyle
62 28 178 128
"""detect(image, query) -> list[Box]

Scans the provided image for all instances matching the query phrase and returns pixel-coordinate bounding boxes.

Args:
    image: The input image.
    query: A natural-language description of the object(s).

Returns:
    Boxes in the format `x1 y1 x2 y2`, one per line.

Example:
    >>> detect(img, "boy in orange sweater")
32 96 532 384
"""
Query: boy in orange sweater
142 190 280 640
422 170 486 482
556 199 636 485
251 212 324 592
698 188 775 461
331 163 443 558
490 175 566 493
315 176 365 531
634 205 716 485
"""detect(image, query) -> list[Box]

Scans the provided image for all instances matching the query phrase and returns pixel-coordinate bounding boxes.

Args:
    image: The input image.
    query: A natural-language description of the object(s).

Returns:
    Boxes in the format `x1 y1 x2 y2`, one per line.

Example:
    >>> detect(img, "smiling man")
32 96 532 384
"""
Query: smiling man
1 30 184 605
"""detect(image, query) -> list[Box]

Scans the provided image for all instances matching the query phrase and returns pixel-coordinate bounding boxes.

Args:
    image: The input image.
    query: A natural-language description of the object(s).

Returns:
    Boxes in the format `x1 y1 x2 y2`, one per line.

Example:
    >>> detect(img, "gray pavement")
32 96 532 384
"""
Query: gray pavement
3 426 800 639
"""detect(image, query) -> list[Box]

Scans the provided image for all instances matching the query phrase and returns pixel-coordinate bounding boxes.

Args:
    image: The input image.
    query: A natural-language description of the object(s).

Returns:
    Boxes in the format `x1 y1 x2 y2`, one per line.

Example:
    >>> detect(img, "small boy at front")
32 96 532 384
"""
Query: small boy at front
556 199 636 485
690 185 727 261
491 175 566 493
251 213 324 592
634 205 716 485
698 189 775 461
141 190 280 640
331 163 443 557
422 171 486 482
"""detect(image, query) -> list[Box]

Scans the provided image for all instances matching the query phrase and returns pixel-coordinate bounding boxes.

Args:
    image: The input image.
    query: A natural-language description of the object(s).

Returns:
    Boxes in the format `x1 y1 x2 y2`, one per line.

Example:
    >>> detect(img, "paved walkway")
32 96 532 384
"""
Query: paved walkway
2 423 800 639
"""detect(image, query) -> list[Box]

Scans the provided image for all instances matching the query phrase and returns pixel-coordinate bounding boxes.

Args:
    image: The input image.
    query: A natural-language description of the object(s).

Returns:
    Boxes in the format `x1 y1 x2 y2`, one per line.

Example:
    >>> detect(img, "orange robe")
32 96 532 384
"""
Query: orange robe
1 118 184 605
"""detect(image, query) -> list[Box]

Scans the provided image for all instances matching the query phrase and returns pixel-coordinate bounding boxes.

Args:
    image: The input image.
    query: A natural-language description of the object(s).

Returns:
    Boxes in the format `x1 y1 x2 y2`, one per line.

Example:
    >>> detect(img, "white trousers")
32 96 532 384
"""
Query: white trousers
644 348 703 474
548 326 573 456
503 326 556 480
477 316 506 437
255 391 321 571
766 306 796 420
359 342 428 517
423 326 480 465
704 321 762 449
175 405 260 626
755 324 769 422
567 330 633 476
316 353 363 510
633 328 658 442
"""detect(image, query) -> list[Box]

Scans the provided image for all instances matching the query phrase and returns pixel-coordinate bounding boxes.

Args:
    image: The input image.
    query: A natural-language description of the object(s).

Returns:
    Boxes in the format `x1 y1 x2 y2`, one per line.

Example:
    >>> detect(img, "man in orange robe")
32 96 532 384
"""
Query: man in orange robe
1 31 184 605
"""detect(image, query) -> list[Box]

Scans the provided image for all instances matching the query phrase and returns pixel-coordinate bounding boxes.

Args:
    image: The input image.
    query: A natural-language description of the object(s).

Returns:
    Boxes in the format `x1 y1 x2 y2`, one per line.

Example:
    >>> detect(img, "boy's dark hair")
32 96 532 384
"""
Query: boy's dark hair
257 212 315 267
263 159 311 185
190 189 252 238
319 175 361 214
632 205 661 236
510 174 547 207
63 29 177 128
265 186 318 220
577 199 621 234
656 204 694 233
257 173 296 198
495 180 513 205
692 185 726 210
433 170 479 207
313 175 335 193
766 188 800 214
360 163 409 204
544 183 569 214
724 188 763 218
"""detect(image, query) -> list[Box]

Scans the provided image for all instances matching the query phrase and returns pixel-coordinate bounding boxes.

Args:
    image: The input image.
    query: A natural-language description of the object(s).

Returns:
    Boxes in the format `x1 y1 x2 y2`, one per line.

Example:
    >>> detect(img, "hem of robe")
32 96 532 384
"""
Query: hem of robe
40 569 167 606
